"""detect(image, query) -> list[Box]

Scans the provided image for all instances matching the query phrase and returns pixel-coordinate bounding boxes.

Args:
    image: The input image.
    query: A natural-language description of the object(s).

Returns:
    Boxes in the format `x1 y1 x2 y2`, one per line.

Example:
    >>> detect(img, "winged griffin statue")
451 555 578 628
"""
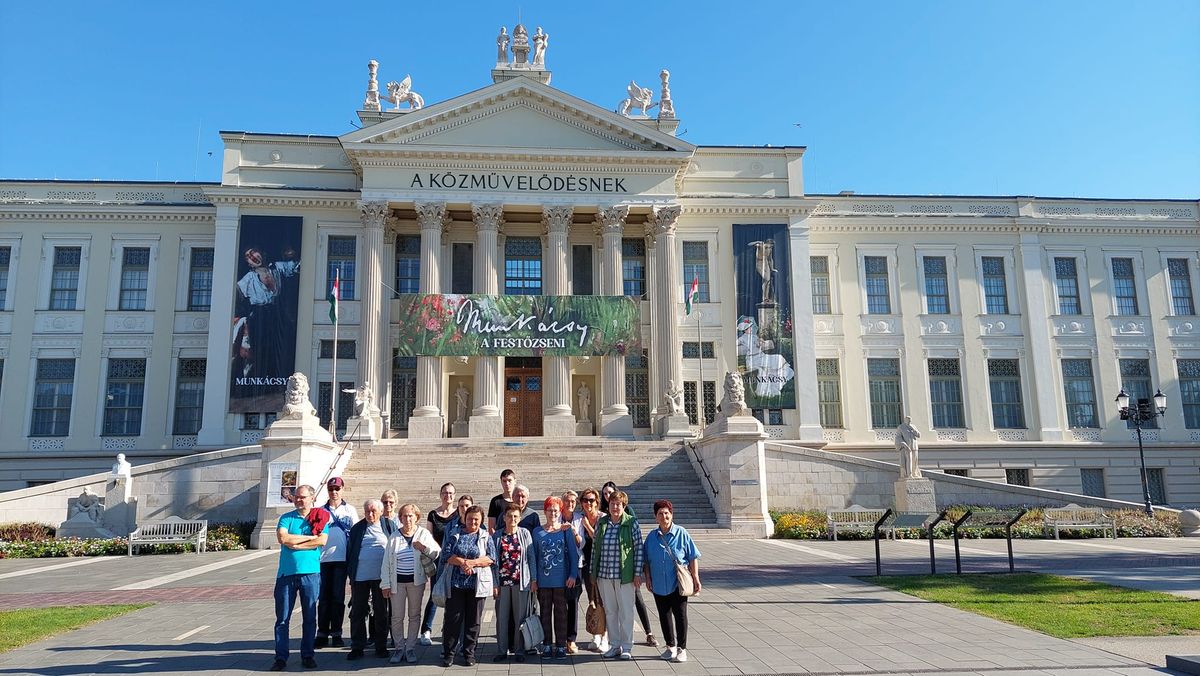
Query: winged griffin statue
618 80 657 117
385 75 425 111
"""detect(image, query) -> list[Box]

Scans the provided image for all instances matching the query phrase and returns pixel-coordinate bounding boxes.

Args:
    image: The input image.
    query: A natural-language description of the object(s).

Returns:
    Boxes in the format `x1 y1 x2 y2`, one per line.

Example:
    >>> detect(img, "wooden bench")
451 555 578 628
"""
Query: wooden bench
827 505 894 540
128 516 208 556
1043 504 1116 539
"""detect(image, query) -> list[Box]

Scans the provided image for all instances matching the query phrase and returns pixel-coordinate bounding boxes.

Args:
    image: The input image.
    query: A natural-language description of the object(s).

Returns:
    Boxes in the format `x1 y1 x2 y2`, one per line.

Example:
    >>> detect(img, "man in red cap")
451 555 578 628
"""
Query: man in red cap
316 476 359 648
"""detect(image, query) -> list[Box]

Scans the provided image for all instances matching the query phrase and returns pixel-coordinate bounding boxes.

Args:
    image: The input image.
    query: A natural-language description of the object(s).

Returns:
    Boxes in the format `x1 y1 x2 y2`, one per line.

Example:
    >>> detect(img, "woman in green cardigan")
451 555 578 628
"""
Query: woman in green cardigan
589 490 645 660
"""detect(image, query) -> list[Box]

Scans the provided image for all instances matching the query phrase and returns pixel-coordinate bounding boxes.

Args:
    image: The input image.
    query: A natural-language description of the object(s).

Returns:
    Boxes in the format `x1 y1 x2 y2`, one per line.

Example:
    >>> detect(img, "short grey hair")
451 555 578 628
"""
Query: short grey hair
514 484 529 496
363 498 383 512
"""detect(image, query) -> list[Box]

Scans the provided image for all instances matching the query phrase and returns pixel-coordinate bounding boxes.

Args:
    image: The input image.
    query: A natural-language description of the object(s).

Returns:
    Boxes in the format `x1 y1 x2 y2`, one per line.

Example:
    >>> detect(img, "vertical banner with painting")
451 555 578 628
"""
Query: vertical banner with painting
229 215 303 413
733 224 796 410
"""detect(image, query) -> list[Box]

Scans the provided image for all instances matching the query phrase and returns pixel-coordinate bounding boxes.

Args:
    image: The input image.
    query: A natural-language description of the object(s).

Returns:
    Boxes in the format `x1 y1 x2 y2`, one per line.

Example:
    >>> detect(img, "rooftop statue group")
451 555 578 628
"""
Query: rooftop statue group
362 60 424 112
496 24 548 69
619 70 676 120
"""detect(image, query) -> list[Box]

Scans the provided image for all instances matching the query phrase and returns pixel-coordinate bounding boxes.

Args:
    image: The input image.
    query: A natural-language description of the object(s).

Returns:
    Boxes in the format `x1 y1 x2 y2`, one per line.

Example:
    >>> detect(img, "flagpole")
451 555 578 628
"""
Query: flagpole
696 307 705 433
329 269 338 436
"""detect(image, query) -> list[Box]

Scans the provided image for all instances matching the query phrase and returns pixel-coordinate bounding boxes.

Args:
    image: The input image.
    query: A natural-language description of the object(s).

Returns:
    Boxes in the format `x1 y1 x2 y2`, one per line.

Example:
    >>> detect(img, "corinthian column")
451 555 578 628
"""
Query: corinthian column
595 205 633 437
344 201 388 441
407 202 449 439
652 204 691 438
542 205 576 437
469 203 505 438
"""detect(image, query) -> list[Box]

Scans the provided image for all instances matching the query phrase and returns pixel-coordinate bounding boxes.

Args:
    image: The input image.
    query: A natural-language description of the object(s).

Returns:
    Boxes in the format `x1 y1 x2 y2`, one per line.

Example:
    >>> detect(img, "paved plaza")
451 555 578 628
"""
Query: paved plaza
0 537 1197 676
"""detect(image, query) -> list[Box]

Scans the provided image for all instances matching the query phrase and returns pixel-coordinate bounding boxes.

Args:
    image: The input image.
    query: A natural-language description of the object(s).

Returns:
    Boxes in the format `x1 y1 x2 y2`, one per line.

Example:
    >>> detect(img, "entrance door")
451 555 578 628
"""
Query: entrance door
503 368 543 436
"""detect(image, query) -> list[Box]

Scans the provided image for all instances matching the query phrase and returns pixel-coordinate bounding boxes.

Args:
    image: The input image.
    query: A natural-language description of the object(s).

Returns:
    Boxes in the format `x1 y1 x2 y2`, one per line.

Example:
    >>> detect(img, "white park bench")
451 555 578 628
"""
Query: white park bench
1042 504 1116 539
127 516 208 556
826 505 894 540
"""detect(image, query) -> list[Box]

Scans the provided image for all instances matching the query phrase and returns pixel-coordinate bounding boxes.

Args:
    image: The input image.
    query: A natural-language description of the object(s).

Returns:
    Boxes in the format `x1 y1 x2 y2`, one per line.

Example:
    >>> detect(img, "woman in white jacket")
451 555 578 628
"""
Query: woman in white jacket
381 503 441 664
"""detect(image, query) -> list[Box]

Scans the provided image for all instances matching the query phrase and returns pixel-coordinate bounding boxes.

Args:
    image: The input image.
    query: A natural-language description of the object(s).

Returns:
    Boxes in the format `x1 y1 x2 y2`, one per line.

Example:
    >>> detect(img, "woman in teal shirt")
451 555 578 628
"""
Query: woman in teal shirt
642 499 701 664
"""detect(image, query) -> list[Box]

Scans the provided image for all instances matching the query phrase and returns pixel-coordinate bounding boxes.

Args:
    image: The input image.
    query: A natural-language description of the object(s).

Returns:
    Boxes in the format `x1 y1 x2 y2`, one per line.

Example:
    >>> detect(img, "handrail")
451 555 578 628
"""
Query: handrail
682 440 718 496
313 419 360 503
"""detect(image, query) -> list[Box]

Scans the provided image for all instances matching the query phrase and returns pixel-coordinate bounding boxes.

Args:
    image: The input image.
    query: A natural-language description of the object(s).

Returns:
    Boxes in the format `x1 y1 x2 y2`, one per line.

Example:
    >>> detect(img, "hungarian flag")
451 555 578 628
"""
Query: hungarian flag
327 269 340 324
685 276 700 314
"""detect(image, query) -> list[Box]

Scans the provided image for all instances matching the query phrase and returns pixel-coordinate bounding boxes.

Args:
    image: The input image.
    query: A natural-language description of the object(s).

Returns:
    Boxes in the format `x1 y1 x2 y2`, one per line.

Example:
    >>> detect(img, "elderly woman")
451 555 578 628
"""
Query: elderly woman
490 503 533 662
381 504 441 664
345 498 395 660
380 490 399 527
590 489 644 660
438 504 495 668
532 496 578 659
442 494 478 544
599 481 657 648
419 482 456 647
643 499 701 663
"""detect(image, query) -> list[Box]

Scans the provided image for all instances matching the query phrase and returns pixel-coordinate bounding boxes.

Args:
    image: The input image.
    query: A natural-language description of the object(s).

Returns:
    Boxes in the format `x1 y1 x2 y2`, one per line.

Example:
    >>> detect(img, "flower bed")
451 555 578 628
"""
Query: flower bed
0 521 254 558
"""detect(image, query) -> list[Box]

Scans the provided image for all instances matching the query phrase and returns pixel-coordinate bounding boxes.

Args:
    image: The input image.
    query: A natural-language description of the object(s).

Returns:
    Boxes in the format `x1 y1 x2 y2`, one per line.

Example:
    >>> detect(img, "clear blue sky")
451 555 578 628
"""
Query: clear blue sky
2 1 1197 198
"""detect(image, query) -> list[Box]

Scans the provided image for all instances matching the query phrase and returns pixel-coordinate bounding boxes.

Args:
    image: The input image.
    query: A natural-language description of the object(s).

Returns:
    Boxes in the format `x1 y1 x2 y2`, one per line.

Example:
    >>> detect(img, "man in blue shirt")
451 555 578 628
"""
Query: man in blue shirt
271 484 329 671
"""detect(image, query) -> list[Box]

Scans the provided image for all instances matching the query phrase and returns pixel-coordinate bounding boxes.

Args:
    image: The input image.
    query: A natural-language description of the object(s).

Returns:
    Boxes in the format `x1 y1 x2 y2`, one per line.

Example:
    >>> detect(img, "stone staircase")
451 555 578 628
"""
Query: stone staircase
341 438 733 538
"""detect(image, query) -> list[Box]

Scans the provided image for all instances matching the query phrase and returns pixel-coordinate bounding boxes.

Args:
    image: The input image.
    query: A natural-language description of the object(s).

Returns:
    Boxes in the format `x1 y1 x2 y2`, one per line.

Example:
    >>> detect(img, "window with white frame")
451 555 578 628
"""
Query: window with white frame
1053 257 1082 315
867 358 902 428
31 358 75 437
1080 468 1106 498
981 257 1009 314
927 358 965 428
922 256 950 314
681 241 710 303
987 359 1025 429
816 359 842 428
505 237 543 296
620 238 645 300
327 235 357 299
1146 468 1167 505
49 247 82 310
810 256 831 314
864 256 891 314
394 235 420 296
103 358 146 436
1061 359 1099 428
1179 359 1200 429
118 247 150 311
1167 258 1195 316
173 358 206 435
187 247 214 311
0 246 9 309
1111 257 1140 315
1119 358 1156 429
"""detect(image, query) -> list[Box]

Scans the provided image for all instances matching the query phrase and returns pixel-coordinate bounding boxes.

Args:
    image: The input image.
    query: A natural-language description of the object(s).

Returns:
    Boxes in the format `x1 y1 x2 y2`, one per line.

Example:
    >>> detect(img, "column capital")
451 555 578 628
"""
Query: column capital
415 201 451 232
542 205 574 235
593 205 629 237
471 203 505 231
650 204 681 236
360 201 389 229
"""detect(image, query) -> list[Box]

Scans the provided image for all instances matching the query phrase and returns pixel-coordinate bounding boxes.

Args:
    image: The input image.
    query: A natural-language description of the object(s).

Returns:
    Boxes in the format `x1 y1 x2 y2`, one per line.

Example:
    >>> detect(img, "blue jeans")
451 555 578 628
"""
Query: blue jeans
274 572 320 661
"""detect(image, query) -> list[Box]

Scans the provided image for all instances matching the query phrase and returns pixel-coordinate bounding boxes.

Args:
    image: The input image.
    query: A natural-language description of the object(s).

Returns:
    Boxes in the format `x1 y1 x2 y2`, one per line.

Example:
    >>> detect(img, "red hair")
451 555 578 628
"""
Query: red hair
543 496 563 511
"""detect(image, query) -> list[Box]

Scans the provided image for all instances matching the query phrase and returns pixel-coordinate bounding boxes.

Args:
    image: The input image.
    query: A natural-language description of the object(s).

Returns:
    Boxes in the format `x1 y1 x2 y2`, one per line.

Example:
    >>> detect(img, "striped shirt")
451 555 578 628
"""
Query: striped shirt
395 533 415 576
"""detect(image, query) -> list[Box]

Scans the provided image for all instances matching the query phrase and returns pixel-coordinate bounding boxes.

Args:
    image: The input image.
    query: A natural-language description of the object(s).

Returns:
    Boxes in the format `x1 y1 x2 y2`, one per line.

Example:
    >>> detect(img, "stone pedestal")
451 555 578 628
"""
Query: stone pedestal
1181 510 1200 537
408 415 445 440
575 421 594 436
894 478 937 514
660 414 694 439
57 508 116 540
343 414 382 442
703 414 763 437
599 412 634 438
469 414 504 439
103 476 137 536
543 415 576 438
689 426 773 538
251 412 344 550
451 420 469 438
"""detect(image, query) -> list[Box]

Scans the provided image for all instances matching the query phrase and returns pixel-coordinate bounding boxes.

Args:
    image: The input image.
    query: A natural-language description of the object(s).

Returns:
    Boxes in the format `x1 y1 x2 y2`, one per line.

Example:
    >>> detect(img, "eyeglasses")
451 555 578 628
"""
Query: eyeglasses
381 500 396 504
581 498 596 503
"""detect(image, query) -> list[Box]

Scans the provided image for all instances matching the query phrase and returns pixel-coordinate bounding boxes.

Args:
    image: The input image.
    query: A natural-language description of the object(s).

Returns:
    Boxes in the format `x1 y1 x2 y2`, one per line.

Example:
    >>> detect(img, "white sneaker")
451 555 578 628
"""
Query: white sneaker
619 650 632 660
673 649 688 663
418 631 432 646
661 647 677 661
602 646 621 659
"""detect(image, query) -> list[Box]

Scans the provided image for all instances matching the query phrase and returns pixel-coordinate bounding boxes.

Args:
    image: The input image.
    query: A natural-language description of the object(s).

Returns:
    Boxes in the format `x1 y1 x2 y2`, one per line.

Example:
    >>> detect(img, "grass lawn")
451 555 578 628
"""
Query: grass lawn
867 573 1200 638
0 605 150 652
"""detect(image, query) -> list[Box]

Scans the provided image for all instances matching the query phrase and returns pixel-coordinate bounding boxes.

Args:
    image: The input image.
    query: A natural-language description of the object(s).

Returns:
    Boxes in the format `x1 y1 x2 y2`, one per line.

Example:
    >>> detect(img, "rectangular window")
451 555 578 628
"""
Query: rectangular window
867 358 902 428
681 342 715 359
394 235 420 296
683 381 698 425
621 238 646 299
451 243 474 294
816 358 842 428
626 351 649 428
103 358 146 436
943 469 969 477
319 340 357 359
117 247 150 311
864 256 891 314
572 245 593 295
752 409 784 426
172 358 206 435
1167 258 1195 316
318 381 354 432
810 256 831 314
1005 468 1030 487
1119 358 1156 429
1111 257 1139 315
981 256 1009 314
504 237 542 296
988 359 1025 429
0 246 10 309
1179 359 1200 429
1146 468 1167 505
1054 257 1081 315
327 236 356 299
1080 468 1106 498
31 358 74 436
390 353 417 431
682 241 710 303
923 256 950 314
702 380 716 425
1061 359 1099 428
187 247 214 311
49 247 82 310
927 358 965 428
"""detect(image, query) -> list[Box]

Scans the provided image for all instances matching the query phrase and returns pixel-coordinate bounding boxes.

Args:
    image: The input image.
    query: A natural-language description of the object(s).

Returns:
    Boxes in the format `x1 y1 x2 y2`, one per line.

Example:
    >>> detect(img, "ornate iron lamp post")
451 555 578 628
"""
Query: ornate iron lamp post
1114 388 1166 515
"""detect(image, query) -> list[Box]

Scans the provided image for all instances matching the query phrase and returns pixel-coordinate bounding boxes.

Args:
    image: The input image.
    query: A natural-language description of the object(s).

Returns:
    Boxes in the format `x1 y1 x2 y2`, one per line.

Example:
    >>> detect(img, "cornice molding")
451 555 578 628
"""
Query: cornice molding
347 149 686 171
203 189 360 210
0 207 213 223
807 220 1197 237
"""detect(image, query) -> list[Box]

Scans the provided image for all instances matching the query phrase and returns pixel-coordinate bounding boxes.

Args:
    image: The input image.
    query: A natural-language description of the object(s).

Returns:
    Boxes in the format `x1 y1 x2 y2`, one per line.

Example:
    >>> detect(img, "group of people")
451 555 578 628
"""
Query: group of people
270 470 702 670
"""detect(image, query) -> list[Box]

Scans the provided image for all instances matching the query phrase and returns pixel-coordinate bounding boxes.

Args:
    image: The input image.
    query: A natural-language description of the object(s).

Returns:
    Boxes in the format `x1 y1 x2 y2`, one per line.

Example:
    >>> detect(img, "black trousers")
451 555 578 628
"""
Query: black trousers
318 561 349 637
442 586 484 659
348 579 388 653
564 567 584 642
652 590 689 649
634 585 652 635
537 587 568 647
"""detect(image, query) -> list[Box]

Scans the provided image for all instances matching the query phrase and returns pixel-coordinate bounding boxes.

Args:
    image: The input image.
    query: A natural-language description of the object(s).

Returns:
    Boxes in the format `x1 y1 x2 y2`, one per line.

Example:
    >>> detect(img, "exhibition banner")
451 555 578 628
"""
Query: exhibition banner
229 215 303 413
733 224 796 409
394 294 641 357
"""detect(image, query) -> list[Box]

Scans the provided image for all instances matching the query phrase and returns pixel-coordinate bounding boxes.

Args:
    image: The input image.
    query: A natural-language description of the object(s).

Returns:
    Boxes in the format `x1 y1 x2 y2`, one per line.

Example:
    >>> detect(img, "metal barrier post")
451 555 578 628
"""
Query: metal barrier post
952 510 973 575
1005 509 1027 573
928 510 949 574
873 509 893 576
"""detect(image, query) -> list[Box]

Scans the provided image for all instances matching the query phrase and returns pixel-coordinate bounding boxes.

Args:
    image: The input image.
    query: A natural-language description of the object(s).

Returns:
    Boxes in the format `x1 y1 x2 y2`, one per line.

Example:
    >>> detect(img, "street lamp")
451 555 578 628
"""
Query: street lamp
1114 388 1167 515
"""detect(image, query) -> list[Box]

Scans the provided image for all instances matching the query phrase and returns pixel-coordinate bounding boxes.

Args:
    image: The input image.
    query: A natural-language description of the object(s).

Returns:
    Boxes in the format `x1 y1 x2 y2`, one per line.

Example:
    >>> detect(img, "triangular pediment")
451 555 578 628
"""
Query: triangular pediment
341 77 693 156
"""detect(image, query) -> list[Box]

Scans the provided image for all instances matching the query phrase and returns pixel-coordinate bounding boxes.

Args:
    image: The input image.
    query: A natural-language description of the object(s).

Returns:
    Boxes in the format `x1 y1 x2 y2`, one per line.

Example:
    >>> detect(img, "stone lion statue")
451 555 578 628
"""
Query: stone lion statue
281 372 317 420
719 371 749 418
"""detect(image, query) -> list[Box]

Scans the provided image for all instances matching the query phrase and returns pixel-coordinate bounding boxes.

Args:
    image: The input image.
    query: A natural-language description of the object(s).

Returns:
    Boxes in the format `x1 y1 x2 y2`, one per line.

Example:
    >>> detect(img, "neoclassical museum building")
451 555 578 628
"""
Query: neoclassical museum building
0 32 1197 505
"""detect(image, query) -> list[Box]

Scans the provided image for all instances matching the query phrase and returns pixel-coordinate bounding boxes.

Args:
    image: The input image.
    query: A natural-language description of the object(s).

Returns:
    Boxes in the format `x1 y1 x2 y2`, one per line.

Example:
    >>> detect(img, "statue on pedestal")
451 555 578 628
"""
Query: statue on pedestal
576 383 591 422
663 380 684 416
532 27 548 67
496 26 509 65
345 382 377 418
70 487 102 523
719 372 749 418
619 80 656 117
896 416 922 479
110 453 132 480
512 24 530 66
385 75 425 111
658 69 675 119
455 384 471 421
281 373 317 420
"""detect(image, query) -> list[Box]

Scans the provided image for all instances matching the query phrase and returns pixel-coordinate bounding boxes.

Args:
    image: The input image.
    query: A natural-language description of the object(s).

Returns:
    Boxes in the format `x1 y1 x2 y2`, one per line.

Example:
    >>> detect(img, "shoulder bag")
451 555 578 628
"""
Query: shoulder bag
657 530 695 597
519 594 544 649
585 580 606 635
